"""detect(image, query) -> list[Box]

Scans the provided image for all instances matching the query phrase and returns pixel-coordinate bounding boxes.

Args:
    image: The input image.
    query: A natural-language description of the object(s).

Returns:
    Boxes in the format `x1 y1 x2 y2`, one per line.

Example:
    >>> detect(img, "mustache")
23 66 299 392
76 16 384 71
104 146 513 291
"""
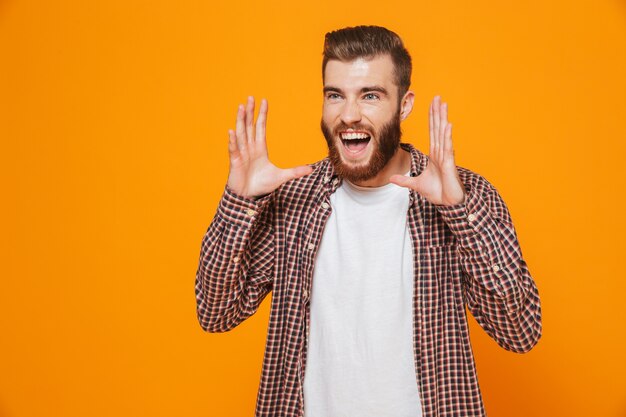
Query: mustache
332 123 373 136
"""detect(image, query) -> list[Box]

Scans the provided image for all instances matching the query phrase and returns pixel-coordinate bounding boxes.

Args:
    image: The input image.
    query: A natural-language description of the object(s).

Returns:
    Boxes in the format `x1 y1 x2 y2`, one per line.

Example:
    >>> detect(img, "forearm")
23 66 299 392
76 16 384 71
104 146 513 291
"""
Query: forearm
194 185 275 333
436 175 542 352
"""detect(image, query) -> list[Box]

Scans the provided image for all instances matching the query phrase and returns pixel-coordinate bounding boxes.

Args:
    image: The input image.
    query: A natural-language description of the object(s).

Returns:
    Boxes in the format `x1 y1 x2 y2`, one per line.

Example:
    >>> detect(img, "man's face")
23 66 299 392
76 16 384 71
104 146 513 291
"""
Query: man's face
321 54 403 183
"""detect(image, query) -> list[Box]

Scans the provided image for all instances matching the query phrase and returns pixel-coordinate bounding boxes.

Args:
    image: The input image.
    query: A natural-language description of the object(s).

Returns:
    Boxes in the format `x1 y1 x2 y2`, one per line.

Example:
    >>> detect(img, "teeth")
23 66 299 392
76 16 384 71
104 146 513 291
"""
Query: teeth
340 132 370 140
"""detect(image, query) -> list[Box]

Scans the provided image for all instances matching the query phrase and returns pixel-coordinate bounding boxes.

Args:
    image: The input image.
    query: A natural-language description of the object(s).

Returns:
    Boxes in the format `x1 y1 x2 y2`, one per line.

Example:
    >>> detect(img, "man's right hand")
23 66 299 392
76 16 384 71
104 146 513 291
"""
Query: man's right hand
227 96 314 199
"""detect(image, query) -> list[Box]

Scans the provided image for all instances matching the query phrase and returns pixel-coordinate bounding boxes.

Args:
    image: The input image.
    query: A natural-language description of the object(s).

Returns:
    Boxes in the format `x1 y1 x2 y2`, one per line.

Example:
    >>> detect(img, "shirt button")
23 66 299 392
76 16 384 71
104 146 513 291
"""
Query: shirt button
307 243 315 251
232 256 240 263
245 208 257 217
303 288 309 299
332 178 339 186
321 202 330 209
492 264 500 272
467 213 476 222
323 176 330 184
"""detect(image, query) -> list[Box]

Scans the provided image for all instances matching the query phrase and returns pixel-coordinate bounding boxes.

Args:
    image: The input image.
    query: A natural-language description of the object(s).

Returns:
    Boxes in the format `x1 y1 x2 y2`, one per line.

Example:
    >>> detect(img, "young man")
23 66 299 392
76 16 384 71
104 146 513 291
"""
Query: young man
195 25 542 417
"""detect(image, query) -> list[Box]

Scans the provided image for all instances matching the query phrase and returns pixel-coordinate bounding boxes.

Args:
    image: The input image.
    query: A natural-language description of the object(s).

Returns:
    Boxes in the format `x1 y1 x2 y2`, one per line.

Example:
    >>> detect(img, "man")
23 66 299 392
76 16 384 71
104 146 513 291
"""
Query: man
195 25 542 417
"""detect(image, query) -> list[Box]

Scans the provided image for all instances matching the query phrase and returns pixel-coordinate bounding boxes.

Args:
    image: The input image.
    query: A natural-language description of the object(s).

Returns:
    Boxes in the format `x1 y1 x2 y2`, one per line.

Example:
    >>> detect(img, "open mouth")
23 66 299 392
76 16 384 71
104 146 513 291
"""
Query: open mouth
340 131 371 155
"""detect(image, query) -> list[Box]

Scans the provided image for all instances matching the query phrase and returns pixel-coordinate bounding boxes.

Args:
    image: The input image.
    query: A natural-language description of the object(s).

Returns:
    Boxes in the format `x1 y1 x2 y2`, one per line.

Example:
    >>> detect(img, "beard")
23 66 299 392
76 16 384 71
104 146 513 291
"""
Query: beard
321 110 402 183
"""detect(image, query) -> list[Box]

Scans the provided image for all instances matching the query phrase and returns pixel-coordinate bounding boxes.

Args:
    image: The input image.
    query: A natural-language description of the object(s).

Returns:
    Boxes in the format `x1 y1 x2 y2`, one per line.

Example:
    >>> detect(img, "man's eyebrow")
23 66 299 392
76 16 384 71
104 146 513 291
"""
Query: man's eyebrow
359 86 389 95
323 86 343 94
322 86 389 95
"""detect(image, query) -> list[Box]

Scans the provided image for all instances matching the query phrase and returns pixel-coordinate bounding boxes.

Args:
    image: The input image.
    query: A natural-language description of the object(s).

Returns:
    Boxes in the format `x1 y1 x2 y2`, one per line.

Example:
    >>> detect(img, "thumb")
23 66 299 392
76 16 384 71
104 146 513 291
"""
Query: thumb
280 165 314 183
389 174 416 190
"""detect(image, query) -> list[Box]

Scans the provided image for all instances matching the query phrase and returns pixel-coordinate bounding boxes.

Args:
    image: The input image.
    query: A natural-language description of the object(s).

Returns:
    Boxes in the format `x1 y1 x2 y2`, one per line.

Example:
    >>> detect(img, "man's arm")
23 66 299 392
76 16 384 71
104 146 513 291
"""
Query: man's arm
390 95 541 352
195 96 312 333
194 185 275 333
435 173 542 353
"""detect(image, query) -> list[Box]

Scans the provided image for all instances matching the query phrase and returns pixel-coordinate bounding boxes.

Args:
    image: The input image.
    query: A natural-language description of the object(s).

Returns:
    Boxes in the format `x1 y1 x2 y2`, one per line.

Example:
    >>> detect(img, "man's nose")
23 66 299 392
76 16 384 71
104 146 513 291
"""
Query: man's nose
339 99 362 125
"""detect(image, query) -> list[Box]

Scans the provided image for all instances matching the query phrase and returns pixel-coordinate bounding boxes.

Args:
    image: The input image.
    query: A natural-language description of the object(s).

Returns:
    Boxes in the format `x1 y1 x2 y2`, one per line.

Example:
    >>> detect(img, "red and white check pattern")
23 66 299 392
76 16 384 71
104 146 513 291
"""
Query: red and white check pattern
195 142 542 417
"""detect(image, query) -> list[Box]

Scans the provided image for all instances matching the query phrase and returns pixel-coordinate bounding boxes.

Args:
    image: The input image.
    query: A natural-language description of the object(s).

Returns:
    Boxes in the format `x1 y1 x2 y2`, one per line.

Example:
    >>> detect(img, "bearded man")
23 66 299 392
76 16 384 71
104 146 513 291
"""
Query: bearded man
194 25 542 417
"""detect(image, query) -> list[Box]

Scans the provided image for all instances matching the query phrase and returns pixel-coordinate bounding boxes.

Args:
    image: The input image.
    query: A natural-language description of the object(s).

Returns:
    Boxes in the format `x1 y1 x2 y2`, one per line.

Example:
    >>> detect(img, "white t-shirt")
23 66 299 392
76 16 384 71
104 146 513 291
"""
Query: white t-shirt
303 174 423 417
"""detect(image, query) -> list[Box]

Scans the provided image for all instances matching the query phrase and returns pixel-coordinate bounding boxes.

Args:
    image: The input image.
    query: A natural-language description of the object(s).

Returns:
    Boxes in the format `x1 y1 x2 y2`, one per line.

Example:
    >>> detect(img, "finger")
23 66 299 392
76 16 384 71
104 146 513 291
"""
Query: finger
255 98 268 149
228 129 240 161
439 102 448 161
433 95 440 137
235 104 249 158
441 102 448 135
429 101 435 156
245 96 255 143
389 174 416 190
432 96 441 160
443 122 454 160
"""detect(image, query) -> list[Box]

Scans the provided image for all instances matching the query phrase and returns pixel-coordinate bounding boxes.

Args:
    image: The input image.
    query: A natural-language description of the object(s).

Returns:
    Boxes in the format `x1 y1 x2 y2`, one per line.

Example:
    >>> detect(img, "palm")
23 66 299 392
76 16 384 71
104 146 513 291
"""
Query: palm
226 97 313 198
390 95 466 205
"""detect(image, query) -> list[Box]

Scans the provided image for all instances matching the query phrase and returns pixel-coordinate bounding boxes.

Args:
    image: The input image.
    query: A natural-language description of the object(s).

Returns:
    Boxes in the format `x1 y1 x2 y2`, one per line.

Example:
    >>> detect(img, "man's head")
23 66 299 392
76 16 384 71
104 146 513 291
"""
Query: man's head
320 25 414 183
322 26 412 107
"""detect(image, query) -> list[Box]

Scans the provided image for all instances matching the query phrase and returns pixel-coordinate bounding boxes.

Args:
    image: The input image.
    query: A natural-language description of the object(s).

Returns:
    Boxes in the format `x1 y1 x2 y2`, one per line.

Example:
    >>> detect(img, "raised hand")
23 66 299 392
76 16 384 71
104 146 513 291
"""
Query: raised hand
389 95 466 205
227 96 314 199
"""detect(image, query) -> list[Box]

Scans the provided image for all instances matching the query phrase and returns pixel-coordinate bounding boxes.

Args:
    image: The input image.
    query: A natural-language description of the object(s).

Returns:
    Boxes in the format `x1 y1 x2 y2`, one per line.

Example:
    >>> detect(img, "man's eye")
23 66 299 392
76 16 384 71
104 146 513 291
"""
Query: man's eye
327 93 341 99
364 93 379 100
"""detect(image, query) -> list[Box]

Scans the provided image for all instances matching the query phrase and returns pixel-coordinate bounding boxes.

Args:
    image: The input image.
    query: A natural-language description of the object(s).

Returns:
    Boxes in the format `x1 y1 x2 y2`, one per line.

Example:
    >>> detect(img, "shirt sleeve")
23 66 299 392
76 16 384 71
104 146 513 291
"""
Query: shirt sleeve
434 173 543 353
194 184 275 333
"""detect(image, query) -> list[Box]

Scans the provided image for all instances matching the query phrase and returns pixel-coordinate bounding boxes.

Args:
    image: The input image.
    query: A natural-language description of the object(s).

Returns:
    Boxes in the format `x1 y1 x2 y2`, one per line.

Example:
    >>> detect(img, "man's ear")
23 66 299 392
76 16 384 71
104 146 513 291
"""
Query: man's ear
399 90 415 121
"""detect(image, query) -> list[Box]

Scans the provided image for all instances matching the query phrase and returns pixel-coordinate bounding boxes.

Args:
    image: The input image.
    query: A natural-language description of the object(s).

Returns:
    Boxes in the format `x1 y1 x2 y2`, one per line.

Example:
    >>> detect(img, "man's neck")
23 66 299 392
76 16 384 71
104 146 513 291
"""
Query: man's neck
350 146 412 188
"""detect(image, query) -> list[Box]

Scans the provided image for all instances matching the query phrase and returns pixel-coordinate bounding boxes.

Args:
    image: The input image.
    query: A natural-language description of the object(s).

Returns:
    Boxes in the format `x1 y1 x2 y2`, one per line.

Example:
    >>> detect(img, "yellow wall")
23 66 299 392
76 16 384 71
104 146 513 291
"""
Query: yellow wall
1 0 625 416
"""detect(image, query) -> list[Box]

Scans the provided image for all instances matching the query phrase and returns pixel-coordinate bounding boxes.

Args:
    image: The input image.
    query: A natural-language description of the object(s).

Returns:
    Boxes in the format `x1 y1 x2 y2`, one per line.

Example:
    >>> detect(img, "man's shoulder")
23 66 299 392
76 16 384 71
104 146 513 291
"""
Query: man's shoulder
275 157 330 199
452 163 511 212
408 141 497 194
455 164 498 193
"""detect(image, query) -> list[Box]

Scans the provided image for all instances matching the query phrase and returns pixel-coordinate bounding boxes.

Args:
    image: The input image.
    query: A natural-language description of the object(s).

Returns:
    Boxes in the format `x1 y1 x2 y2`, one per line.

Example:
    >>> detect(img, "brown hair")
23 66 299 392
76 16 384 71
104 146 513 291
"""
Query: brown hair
322 25 412 103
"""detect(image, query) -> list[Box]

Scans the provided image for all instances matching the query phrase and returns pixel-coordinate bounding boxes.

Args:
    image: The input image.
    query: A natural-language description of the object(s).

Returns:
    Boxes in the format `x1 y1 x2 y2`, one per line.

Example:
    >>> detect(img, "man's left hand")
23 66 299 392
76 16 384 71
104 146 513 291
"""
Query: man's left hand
390 95 467 206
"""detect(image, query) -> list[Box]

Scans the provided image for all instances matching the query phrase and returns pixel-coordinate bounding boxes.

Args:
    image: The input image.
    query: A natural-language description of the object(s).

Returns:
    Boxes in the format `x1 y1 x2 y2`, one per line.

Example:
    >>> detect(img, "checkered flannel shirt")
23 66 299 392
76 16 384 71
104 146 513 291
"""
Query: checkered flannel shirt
195 142 542 417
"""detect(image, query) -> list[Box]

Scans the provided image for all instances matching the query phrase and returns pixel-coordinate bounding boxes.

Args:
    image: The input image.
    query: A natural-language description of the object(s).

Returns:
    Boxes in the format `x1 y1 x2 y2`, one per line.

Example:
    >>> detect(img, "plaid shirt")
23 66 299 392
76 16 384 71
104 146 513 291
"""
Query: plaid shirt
195 142 542 417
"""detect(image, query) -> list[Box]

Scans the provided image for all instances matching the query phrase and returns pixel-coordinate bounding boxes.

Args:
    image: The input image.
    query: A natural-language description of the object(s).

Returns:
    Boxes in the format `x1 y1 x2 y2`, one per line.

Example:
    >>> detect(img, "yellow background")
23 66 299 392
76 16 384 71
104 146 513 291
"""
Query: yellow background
2 0 625 416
